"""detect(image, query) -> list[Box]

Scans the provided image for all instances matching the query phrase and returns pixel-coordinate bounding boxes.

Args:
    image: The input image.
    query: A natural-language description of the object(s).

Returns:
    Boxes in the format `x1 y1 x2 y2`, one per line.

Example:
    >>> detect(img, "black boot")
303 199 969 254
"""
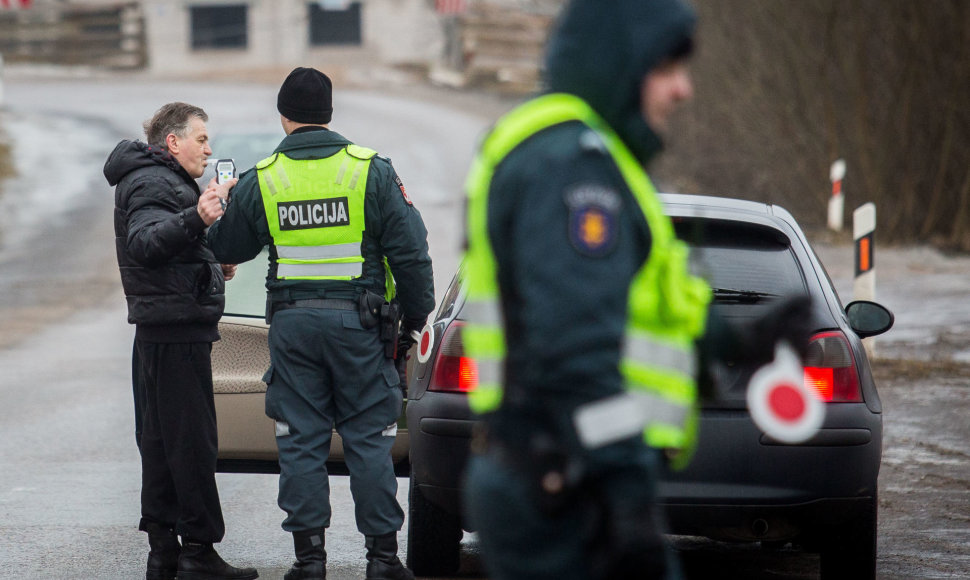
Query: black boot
284 528 327 579
364 533 414 580
176 541 259 580
142 522 180 580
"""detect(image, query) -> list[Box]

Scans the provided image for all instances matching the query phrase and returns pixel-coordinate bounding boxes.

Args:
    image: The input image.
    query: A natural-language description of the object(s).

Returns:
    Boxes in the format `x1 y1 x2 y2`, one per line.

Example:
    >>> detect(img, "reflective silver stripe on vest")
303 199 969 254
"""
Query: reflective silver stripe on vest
474 356 502 387
275 165 292 190
573 391 689 449
277 261 363 278
622 333 696 377
264 172 279 196
349 164 364 190
335 159 349 185
276 243 361 260
462 298 501 326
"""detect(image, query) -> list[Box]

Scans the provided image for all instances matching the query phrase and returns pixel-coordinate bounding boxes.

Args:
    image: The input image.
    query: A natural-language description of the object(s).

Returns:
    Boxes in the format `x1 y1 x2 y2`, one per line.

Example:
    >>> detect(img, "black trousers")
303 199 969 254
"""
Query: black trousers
132 340 225 543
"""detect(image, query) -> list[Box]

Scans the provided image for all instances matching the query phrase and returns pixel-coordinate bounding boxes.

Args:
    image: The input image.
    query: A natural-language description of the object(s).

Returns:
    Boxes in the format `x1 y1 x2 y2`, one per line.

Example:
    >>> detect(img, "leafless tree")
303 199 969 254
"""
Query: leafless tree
656 0 970 249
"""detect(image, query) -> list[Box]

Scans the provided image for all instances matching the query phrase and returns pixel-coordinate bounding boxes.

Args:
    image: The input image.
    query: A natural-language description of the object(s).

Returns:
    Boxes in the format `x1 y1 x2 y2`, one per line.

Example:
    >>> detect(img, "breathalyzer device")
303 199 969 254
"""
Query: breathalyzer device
215 159 237 184
214 159 236 212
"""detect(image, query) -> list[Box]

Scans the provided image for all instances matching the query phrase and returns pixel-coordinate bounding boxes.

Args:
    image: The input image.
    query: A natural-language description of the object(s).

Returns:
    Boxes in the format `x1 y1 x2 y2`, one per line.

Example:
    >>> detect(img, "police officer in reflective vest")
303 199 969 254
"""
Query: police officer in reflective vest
461 1 809 578
207 67 434 580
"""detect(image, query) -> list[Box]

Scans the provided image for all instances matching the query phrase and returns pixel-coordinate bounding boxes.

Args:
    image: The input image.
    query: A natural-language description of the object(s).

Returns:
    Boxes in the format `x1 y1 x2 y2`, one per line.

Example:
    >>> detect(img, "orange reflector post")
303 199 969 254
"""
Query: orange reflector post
858 237 871 273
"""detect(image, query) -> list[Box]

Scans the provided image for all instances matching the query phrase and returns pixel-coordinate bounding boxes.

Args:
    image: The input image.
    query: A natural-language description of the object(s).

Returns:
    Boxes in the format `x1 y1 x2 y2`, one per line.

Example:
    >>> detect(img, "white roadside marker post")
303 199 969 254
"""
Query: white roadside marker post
853 202 877 357
828 159 846 232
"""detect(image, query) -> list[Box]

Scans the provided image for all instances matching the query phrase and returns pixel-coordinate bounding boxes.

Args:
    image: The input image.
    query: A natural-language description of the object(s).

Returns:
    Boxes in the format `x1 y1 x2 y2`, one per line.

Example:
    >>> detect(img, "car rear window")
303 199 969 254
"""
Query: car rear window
209 133 284 173
674 218 807 300
436 266 465 322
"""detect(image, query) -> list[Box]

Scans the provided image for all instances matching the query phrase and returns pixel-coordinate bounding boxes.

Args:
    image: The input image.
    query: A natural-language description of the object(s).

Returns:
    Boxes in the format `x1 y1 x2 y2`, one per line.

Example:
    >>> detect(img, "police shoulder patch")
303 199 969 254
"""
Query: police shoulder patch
564 184 621 257
394 173 412 206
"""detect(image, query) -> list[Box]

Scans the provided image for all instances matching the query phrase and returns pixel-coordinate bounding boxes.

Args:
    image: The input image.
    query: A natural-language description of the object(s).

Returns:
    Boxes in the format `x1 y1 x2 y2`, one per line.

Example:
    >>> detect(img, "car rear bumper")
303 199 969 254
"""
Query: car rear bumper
407 391 475 517
658 404 881 542
661 496 876 544
407 394 882 530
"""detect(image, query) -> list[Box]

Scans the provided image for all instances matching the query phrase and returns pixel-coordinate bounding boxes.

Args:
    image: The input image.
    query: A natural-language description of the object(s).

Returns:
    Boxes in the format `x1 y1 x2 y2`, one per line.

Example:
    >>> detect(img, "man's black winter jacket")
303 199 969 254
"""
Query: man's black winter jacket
105 139 224 343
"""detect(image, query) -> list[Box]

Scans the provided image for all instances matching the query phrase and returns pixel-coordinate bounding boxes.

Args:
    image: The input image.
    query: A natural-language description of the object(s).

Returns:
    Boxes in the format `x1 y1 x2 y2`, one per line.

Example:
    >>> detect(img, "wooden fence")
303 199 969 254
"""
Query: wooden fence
0 2 145 69
435 0 560 94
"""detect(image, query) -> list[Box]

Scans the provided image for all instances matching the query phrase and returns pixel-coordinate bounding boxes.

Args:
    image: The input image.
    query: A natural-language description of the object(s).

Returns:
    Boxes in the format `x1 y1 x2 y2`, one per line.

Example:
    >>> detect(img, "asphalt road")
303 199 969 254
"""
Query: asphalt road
1 69 968 579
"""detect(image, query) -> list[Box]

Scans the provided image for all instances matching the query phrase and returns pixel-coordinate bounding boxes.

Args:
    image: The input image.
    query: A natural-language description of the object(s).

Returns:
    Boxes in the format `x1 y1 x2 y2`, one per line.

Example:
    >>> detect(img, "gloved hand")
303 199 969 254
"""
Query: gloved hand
395 330 418 396
395 356 408 397
401 317 424 339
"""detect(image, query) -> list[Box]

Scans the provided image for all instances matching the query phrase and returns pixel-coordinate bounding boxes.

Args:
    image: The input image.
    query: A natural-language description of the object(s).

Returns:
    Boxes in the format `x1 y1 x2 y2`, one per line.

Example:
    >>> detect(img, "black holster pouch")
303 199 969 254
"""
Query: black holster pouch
359 291 402 359
527 431 589 515
489 414 590 517
380 301 402 359
358 291 384 330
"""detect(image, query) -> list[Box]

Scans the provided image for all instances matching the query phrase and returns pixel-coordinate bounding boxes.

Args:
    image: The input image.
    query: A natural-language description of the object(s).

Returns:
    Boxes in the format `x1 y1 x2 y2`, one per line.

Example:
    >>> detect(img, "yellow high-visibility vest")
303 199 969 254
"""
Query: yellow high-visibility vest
463 93 711 462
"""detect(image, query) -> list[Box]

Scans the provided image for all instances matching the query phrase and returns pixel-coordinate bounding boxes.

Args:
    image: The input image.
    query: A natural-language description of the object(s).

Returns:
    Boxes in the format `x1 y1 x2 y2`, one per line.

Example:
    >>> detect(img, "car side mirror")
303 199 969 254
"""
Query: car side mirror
845 300 894 339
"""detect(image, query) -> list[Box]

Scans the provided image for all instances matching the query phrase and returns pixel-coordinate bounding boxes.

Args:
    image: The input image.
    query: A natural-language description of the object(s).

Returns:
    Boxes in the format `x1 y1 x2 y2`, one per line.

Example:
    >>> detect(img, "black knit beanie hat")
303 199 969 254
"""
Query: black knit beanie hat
277 67 333 124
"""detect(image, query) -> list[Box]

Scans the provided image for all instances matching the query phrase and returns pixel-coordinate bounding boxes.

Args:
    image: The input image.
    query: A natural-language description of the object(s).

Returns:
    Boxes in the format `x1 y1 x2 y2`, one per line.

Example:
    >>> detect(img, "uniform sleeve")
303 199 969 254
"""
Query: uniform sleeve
489 134 649 394
370 159 435 330
206 169 270 265
125 177 207 267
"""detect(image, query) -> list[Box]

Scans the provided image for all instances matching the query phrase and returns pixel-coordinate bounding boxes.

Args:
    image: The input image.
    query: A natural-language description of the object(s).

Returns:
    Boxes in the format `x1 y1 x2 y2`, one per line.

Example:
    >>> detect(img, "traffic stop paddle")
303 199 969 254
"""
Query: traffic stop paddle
746 341 825 444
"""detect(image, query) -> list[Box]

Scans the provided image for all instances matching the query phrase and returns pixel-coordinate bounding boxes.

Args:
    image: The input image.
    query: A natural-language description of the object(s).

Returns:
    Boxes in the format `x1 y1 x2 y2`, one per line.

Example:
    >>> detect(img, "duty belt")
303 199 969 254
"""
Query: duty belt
273 298 358 313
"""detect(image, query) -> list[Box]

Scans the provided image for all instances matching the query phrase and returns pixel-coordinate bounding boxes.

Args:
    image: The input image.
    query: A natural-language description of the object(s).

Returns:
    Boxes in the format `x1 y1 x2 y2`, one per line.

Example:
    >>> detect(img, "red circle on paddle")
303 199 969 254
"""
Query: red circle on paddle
768 383 806 423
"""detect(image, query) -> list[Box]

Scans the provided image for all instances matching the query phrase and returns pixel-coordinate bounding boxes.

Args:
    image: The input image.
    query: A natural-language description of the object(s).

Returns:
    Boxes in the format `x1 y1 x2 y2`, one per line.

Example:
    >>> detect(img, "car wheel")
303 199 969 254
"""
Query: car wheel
819 494 877 580
406 472 463 576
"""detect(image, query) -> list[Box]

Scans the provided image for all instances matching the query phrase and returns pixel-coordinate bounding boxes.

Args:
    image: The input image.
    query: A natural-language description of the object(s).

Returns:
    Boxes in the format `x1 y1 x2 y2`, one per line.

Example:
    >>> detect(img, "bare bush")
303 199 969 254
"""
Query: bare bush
655 0 970 249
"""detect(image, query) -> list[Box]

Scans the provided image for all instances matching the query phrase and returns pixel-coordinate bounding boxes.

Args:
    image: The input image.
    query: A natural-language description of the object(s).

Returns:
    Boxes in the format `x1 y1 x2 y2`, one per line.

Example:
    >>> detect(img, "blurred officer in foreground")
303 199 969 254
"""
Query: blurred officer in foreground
105 102 257 580
460 0 811 578
207 67 434 580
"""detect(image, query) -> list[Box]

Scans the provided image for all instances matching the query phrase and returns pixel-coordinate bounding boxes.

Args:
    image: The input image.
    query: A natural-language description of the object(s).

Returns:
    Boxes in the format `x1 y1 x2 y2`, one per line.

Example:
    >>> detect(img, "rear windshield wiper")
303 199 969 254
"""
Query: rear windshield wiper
710 287 778 304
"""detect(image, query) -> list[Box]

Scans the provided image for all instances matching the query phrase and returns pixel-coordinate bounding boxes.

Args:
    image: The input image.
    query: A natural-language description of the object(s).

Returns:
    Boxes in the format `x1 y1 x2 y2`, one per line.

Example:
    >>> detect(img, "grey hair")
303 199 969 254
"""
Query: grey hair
142 102 208 149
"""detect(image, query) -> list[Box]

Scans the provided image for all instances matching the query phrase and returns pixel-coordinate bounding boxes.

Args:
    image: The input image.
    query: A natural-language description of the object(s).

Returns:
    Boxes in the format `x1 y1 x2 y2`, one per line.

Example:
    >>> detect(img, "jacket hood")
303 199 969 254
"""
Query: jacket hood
103 139 188 186
544 0 696 164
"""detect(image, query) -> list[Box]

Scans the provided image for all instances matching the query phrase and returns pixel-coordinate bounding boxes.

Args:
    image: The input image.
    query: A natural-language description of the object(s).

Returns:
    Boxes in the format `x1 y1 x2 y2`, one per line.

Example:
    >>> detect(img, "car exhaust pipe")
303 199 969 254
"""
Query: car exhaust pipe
751 518 770 538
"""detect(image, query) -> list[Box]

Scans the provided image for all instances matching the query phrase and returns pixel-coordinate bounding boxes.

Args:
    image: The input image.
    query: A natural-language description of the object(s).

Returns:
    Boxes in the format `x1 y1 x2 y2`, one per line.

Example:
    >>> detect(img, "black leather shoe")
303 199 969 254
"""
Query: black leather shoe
364 533 414 580
176 541 258 580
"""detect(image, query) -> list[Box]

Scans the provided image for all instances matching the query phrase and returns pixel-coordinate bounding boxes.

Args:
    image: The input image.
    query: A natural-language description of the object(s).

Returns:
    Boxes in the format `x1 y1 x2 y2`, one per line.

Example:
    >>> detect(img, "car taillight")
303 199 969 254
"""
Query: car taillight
803 331 861 402
429 321 479 393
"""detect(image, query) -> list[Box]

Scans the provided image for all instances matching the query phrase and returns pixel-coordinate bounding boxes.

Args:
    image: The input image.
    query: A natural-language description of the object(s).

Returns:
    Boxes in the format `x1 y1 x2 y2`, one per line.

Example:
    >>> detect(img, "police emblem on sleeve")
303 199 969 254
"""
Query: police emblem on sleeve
395 175 413 206
565 185 621 257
